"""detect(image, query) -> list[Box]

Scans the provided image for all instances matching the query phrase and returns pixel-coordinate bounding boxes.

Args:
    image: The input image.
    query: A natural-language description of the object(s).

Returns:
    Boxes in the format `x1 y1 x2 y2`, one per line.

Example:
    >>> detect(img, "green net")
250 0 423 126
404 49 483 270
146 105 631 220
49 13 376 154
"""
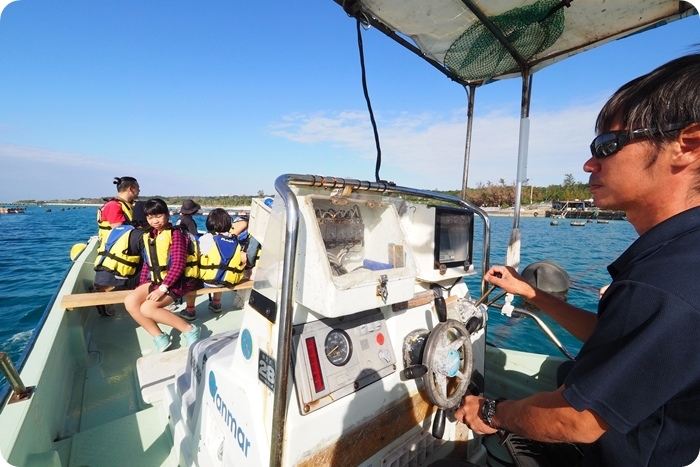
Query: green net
444 0 566 81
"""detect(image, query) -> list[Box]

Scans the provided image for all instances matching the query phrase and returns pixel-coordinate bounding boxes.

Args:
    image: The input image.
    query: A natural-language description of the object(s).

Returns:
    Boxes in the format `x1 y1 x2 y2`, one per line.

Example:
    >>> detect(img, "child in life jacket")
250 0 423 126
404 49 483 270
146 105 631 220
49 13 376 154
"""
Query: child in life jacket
180 208 247 320
124 198 200 352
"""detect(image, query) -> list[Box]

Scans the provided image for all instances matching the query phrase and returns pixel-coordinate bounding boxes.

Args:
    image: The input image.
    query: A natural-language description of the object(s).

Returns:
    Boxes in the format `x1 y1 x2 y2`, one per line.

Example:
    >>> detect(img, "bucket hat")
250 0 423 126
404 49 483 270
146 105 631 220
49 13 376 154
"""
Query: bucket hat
180 199 201 215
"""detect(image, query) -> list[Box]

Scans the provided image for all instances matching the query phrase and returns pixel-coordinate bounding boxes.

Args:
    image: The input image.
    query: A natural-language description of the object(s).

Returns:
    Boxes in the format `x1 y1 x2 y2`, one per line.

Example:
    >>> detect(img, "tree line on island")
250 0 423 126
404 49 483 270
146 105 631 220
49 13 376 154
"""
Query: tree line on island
14 175 590 209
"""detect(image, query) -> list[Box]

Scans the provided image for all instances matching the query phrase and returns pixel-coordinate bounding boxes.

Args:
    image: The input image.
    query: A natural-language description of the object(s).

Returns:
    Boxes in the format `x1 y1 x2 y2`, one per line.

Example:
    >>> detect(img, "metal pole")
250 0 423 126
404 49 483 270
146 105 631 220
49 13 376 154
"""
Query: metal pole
512 70 532 230
460 84 477 201
0 352 33 403
269 175 301 467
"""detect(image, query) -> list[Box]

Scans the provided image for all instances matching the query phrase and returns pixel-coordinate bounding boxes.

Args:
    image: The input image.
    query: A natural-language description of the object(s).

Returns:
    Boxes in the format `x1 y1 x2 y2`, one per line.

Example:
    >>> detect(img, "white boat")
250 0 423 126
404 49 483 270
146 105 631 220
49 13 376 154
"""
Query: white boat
0 2 697 466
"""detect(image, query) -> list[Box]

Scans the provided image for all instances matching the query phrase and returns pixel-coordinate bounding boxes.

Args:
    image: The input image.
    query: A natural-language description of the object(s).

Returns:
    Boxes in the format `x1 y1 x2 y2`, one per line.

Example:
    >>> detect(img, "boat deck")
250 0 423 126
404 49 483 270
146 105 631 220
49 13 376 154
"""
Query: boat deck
55 290 247 466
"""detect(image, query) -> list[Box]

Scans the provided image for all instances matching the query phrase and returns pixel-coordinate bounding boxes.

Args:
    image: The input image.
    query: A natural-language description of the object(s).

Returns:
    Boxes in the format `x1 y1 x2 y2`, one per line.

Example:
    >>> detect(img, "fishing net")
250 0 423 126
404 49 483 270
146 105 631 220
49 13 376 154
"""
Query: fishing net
444 0 567 81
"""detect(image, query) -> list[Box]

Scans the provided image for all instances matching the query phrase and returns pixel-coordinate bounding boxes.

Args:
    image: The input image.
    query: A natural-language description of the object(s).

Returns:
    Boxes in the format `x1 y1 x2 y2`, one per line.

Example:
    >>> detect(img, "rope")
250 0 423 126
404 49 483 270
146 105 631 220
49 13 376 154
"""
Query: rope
355 18 383 183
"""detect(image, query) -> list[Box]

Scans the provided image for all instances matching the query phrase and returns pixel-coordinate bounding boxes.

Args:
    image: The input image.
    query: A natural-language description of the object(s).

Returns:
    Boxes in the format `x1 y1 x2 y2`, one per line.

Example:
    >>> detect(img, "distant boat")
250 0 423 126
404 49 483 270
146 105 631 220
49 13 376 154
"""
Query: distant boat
597 219 609 224
46 208 52 212
0 207 26 214
546 199 626 220
570 221 586 227
550 221 559 226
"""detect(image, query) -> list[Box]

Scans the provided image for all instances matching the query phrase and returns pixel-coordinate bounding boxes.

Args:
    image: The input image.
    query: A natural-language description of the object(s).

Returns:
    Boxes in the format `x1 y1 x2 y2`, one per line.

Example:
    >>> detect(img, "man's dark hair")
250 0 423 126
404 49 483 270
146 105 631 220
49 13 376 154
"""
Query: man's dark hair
113 176 139 192
596 52 700 139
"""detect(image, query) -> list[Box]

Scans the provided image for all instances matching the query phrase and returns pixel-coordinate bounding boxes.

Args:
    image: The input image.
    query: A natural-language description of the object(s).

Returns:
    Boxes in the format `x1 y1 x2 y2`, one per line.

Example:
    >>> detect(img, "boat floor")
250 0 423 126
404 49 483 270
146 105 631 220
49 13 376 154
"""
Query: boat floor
54 289 247 467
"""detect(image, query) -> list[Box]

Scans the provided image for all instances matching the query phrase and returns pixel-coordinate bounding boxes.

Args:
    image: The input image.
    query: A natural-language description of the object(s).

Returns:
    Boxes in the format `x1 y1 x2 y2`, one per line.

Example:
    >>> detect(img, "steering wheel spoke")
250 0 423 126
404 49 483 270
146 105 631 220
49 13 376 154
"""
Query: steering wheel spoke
449 335 469 351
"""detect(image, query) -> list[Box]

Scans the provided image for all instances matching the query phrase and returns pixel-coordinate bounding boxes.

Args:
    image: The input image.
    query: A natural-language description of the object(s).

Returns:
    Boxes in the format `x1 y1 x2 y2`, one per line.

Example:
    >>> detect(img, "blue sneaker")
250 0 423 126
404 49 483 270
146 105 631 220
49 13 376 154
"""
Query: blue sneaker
182 324 200 347
154 333 171 353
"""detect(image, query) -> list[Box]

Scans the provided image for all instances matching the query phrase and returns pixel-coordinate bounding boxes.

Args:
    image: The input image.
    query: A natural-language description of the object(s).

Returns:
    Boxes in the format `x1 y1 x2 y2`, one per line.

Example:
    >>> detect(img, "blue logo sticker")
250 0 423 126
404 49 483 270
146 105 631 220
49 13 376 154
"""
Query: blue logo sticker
209 370 218 398
445 349 461 377
241 328 253 360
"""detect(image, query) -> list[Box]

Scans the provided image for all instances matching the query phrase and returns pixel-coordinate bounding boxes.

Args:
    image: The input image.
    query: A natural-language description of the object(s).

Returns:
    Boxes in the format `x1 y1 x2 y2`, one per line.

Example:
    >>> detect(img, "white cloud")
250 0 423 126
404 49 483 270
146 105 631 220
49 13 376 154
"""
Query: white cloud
269 100 603 190
0 100 605 202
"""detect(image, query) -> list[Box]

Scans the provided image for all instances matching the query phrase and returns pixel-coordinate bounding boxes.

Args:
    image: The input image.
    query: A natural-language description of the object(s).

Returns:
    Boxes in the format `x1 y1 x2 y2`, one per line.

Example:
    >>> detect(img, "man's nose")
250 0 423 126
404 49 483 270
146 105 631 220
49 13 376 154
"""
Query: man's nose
583 156 599 173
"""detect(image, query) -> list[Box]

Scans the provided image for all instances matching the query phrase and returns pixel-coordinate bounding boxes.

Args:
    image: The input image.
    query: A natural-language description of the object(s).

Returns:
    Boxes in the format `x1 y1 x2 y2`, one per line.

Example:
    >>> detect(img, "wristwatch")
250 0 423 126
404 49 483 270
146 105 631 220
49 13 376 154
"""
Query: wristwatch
481 398 505 428
158 284 169 294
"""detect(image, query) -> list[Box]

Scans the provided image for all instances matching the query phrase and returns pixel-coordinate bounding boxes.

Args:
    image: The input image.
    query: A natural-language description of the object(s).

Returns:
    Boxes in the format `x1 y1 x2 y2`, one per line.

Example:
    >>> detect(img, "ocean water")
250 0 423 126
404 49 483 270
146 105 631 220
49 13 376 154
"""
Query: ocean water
0 206 638 377
0 206 96 369
468 214 637 356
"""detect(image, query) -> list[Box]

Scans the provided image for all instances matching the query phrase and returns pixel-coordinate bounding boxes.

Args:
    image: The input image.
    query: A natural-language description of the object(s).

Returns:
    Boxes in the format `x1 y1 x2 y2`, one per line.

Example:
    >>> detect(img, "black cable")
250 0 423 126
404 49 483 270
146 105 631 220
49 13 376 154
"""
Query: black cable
355 18 383 182
433 277 464 295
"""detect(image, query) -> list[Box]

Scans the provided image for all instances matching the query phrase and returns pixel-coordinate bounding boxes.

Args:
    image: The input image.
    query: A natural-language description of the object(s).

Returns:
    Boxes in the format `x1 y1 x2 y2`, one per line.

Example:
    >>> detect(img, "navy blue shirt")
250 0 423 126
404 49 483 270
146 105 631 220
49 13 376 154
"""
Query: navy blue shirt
562 207 700 466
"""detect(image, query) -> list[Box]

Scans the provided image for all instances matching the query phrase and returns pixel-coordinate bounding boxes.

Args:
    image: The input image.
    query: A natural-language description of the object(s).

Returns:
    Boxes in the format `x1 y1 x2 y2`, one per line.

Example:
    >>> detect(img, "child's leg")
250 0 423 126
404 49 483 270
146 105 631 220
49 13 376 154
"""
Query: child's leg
139 297 194 335
124 283 170 337
208 291 222 312
185 291 196 309
177 291 198 321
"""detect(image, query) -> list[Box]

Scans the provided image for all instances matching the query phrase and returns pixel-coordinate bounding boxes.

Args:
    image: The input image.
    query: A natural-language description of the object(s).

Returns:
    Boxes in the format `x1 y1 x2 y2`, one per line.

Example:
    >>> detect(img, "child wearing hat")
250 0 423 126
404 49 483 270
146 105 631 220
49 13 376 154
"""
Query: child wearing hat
176 199 200 235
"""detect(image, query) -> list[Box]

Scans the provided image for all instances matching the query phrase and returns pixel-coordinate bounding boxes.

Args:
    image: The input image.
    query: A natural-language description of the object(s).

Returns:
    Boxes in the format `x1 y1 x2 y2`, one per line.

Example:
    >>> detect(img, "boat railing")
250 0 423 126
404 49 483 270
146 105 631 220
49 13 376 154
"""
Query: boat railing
489 302 576 361
270 173 492 467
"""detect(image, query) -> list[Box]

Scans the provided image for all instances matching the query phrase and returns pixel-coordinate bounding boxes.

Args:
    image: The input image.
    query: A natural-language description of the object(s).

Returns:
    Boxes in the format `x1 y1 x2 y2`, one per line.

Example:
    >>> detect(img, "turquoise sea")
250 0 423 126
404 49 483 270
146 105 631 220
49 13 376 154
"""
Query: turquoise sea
0 205 638 382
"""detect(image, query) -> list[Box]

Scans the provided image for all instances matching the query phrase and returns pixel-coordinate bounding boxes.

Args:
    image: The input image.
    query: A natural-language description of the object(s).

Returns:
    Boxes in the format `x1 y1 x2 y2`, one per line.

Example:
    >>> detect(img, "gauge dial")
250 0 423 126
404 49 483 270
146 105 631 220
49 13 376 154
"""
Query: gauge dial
324 329 352 366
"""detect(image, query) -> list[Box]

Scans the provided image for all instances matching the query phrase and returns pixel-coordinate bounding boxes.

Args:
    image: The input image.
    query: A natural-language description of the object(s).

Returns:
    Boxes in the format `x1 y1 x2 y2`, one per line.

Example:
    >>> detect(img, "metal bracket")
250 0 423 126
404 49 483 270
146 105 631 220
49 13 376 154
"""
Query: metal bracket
377 274 388 303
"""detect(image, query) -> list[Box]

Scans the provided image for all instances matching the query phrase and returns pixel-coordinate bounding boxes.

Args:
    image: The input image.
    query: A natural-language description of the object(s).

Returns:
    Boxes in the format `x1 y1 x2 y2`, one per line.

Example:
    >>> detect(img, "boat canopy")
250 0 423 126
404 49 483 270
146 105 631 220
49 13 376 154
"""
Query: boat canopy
335 0 697 85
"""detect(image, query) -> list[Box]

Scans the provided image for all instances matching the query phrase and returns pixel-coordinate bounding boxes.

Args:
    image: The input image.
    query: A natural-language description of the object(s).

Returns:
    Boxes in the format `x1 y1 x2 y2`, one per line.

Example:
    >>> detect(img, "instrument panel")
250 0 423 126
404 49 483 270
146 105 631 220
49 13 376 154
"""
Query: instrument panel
292 309 396 414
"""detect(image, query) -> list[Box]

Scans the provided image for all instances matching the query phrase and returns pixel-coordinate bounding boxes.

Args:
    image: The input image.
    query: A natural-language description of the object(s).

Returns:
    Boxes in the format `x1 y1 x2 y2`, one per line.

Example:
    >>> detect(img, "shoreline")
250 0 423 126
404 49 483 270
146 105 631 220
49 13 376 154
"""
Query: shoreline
483 208 548 217
11 202 548 217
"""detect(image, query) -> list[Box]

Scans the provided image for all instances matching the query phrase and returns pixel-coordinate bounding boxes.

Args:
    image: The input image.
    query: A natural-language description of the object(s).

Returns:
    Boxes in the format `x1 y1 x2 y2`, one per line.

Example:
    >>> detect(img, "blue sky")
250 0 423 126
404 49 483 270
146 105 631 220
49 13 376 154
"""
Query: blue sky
0 1 698 201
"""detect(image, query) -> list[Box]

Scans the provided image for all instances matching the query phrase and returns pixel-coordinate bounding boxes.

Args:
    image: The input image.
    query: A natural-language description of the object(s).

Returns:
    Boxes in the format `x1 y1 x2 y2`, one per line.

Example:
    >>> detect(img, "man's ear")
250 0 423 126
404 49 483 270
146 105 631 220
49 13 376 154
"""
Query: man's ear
671 123 700 167
680 122 700 153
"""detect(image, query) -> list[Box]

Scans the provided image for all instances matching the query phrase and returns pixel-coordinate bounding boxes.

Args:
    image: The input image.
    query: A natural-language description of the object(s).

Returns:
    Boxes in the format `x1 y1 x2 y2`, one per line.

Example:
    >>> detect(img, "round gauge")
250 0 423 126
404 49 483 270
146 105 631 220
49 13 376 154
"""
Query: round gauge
324 329 352 366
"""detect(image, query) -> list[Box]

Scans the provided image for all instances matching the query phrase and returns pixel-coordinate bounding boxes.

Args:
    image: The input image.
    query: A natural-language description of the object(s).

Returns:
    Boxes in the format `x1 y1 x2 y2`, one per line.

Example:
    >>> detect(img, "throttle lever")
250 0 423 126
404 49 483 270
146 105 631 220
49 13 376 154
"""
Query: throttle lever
434 296 447 322
431 285 447 322
432 409 446 439
401 364 428 380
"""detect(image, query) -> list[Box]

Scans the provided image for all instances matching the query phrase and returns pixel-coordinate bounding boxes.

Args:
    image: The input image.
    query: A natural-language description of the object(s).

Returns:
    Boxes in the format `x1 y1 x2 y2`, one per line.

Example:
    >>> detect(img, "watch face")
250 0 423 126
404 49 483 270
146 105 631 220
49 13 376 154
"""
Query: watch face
482 399 497 428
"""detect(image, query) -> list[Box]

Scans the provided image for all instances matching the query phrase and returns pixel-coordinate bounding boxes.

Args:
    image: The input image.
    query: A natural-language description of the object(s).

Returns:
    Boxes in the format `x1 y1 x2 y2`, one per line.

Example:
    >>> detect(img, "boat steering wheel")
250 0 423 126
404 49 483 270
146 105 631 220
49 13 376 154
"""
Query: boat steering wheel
421 319 473 437
422 319 473 408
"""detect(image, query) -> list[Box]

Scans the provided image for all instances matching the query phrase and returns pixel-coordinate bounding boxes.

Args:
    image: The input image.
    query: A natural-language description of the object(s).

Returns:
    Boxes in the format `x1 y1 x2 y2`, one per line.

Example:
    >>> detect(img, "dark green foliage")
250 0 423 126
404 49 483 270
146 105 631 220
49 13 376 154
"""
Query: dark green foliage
13 174 591 208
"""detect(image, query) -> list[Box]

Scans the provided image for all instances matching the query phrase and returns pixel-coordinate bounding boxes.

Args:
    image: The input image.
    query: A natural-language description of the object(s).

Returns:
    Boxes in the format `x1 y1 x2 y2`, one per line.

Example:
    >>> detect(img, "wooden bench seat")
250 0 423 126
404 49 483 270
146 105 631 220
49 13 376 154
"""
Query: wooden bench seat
60 280 253 310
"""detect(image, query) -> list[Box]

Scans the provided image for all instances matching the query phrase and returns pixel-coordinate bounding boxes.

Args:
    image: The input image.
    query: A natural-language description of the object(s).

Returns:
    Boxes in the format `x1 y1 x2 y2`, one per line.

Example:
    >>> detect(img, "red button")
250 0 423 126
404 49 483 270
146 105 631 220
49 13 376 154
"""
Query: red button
376 333 385 345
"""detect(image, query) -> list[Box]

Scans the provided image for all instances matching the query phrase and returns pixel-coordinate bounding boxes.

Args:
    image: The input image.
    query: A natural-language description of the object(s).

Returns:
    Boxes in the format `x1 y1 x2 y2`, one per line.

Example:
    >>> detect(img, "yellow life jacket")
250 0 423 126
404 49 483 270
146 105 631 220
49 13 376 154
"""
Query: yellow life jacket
94 225 141 277
97 198 134 245
199 233 246 286
142 226 199 284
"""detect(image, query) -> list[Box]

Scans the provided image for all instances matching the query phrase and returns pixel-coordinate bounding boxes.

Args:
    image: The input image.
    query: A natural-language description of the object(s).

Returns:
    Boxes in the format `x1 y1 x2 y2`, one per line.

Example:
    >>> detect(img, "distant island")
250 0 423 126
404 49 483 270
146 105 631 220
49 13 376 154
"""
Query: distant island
7 194 269 208
6 175 594 209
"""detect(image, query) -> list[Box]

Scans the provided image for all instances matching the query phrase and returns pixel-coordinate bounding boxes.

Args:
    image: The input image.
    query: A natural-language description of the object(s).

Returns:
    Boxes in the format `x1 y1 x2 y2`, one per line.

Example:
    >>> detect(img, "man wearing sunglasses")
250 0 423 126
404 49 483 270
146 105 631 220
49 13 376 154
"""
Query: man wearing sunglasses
455 53 700 466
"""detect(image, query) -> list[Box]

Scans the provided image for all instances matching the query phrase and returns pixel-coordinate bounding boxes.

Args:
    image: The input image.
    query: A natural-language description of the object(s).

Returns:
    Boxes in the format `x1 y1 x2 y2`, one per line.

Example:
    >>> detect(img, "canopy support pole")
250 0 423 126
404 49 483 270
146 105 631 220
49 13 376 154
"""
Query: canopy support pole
460 83 477 201
513 69 533 231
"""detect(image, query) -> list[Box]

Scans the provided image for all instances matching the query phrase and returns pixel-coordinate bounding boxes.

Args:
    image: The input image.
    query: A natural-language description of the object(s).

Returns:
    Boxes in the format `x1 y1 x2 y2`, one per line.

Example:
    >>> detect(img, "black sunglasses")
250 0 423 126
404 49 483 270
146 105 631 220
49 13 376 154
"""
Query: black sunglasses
589 123 688 159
